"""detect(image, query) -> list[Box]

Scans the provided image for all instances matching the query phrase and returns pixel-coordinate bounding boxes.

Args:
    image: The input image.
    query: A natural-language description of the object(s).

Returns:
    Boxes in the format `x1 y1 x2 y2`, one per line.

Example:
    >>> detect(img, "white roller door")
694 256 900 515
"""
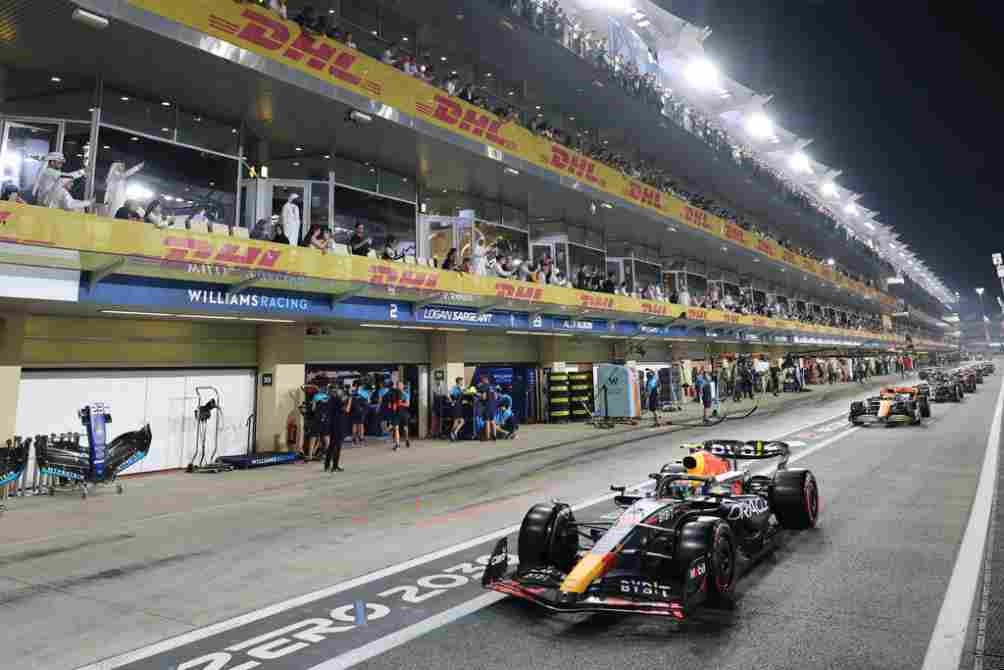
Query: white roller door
16 369 255 475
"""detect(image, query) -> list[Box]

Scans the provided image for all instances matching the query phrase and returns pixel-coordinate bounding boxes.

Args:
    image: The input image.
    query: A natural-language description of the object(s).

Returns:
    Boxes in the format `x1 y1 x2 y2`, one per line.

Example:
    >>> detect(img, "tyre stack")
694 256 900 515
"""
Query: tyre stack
568 371 593 422
548 371 570 423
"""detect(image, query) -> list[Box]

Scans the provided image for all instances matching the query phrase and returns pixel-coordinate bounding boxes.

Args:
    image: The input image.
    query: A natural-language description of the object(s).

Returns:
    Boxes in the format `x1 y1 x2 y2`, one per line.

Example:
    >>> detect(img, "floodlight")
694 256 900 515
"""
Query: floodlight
788 152 811 173
821 181 837 197
685 59 720 90
745 112 773 139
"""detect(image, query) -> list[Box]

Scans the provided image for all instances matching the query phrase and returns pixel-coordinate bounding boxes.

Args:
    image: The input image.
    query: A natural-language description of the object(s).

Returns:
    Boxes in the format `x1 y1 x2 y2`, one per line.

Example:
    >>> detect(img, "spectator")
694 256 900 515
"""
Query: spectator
115 199 142 221
472 237 489 276
348 222 371 256
602 271 617 293
250 217 270 240
517 259 536 282
459 257 474 274
268 0 288 20
293 6 316 31
143 198 169 228
381 235 399 261
271 219 290 245
381 43 397 66
494 255 515 278
303 223 328 252
344 32 357 49
441 247 458 271
47 176 92 212
2 183 26 204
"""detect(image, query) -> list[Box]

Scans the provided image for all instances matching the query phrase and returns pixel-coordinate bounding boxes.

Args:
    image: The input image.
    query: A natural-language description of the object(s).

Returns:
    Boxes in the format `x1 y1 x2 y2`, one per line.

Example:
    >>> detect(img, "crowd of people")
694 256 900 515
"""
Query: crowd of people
238 1 907 301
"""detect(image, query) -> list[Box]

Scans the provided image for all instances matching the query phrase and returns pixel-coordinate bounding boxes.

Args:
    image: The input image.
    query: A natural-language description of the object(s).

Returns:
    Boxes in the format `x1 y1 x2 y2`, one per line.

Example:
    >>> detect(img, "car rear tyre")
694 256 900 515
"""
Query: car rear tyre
675 517 736 604
517 502 579 573
771 469 819 530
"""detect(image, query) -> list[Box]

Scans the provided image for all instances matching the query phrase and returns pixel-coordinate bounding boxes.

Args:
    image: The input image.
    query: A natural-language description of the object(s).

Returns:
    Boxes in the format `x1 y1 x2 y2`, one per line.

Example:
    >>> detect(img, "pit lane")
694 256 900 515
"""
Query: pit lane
343 372 1003 670
45 372 998 670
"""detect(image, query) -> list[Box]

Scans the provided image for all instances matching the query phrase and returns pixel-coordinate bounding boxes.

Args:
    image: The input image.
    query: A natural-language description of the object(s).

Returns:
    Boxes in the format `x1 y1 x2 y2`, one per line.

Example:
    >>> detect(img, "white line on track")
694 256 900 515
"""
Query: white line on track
74 407 855 670
921 374 1004 670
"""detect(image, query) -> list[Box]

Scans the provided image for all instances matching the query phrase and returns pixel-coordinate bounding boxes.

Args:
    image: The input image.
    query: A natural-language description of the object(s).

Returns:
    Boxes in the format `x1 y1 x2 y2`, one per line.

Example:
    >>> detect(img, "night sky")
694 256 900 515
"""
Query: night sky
663 0 1003 315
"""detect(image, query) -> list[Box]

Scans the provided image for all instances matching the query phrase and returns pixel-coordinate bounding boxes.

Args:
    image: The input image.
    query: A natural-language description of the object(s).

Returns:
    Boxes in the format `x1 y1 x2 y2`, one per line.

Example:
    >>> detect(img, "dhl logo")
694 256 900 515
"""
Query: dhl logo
368 265 439 289
216 10 380 96
687 308 707 320
642 302 668 316
579 293 614 310
627 182 663 209
495 282 543 302
550 146 604 186
418 96 516 151
756 240 774 256
682 206 712 230
725 225 746 244
722 313 740 324
163 236 282 268
0 210 12 225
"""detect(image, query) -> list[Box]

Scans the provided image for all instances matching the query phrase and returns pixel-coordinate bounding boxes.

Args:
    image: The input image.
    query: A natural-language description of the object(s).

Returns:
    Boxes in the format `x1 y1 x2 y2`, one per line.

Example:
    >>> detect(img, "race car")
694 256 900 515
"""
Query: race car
925 372 964 403
482 440 818 620
849 385 931 426
952 367 979 393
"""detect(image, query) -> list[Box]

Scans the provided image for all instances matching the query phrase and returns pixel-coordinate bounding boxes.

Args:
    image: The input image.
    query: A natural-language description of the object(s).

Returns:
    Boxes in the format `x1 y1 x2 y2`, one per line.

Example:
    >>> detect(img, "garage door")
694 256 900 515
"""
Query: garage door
16 369 256 475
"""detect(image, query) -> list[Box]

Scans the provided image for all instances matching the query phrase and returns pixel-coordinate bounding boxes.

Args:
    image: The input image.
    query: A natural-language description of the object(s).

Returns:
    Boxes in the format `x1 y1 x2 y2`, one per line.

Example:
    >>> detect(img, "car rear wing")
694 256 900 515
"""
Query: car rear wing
688 439 790 469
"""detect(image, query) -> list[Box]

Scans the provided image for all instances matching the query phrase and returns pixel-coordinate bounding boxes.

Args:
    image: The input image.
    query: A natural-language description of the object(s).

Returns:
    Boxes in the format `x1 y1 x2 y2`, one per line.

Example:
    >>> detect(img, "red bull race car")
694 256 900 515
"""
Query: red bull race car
849 385 931 426
482 440 818 620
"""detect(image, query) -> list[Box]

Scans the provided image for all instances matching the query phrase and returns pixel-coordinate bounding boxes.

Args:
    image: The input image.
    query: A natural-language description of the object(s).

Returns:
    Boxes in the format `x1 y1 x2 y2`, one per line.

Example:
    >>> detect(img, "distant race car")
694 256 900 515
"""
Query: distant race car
952 367 979 393
849 385 931 426
924 373 964 403
482 440 819 620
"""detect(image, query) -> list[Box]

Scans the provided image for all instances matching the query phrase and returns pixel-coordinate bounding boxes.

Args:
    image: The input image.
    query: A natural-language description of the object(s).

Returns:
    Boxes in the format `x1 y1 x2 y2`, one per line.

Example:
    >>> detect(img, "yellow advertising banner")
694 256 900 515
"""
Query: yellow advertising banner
126 0 893 308
0 202 911 344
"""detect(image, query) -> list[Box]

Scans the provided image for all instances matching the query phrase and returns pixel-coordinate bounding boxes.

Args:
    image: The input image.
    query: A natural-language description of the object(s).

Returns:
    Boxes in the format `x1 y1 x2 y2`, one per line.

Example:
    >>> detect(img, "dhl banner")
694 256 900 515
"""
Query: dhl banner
0 202 908 343
126 0 893 309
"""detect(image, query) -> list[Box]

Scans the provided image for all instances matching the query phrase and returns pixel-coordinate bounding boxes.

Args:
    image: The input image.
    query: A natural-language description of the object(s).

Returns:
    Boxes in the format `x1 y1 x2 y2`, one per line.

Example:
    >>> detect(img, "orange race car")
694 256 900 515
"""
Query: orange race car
849 385 931 426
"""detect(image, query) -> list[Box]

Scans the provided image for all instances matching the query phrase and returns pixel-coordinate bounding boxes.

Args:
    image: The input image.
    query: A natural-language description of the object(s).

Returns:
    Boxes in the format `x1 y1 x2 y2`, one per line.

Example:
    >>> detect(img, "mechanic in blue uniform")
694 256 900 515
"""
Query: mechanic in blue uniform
377 381 393 436
448 377 466 441
699 370 713 423
645 369 660 427
478 374 498 441
349 381 368 445
306 386 331 462
389 381 412 451
495 400 518 439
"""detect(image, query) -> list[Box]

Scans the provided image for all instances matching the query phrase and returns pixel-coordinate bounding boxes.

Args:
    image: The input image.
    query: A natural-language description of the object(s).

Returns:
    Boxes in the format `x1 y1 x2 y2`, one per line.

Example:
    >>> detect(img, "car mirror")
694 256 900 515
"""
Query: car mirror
610 485 626 494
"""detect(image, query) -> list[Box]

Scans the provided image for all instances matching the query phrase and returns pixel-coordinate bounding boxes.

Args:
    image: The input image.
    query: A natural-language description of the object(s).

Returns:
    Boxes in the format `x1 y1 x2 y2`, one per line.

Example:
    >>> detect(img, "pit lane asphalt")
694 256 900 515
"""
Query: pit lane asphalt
350 372 1004 670
5 375 996 670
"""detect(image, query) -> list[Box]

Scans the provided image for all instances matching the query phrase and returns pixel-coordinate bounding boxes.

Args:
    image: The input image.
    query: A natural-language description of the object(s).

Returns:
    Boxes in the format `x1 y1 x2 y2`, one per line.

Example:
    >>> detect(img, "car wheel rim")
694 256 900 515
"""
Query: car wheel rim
805 478 818 524
714 529 734 591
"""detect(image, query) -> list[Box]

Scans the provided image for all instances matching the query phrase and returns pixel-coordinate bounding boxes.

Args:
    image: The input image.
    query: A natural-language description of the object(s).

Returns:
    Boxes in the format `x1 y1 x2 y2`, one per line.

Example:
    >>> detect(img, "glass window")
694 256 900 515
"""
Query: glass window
501 204 527 230
1 121 62 201
687 274 708 302
423 216 455 266
478 222 529 264
310 181 331 230
177 110 240 156
634 260 662 293
94 126 238 226
332 185 416 257
569 244 604 285
335 156 378 192
103 91 178 143
379 170 415 202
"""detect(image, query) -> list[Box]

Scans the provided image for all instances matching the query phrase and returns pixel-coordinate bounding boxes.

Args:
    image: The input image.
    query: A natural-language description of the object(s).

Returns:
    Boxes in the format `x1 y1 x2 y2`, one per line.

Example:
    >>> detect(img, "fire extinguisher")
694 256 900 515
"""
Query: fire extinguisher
286 410 299 450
